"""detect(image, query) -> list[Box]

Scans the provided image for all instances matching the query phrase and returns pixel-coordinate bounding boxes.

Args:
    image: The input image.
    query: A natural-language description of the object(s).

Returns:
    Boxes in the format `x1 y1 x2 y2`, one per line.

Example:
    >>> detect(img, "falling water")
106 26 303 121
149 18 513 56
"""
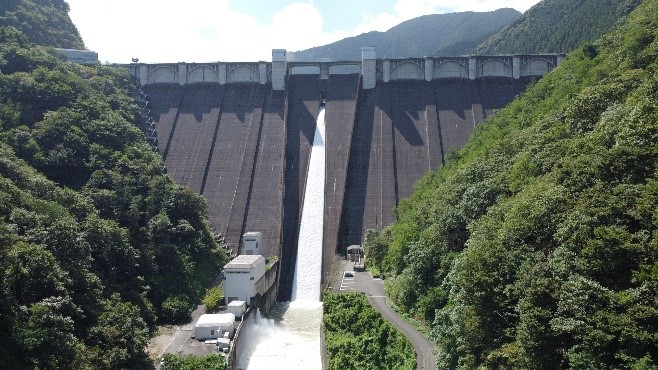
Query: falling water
237 107 325 369
291 106 325 302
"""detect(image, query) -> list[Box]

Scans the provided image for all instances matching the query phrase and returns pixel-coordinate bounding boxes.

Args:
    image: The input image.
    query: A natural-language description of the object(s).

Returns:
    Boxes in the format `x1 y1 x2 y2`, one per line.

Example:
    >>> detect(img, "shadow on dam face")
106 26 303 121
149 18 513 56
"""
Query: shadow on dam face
143 75 533 302
280 75 322 301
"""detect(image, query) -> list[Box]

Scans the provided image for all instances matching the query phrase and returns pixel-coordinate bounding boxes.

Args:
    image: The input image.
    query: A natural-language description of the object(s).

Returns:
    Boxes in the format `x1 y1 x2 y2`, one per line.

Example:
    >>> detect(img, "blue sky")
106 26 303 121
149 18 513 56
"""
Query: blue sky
66 0 542 63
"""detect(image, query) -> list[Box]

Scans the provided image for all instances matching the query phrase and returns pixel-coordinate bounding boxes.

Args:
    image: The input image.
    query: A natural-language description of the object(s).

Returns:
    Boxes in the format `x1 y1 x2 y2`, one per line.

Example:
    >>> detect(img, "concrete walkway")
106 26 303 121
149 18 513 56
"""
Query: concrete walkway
337 263 437 370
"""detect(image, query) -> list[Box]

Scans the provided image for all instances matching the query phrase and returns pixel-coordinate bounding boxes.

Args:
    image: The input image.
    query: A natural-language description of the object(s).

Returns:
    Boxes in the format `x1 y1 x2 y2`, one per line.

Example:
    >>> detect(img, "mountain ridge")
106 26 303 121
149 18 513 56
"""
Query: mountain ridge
291 8 520 61
475 0 642 54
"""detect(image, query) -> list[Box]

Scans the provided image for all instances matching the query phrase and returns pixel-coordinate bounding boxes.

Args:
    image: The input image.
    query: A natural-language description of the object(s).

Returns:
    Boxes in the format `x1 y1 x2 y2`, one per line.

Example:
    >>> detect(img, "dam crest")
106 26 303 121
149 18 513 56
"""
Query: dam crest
125 48 564 89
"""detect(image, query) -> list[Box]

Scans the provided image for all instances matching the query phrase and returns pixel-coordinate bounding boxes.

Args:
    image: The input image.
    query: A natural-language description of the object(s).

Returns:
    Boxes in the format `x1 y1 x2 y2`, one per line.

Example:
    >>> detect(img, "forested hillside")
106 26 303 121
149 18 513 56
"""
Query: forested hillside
366 0 658 368
475 0 641 54
323 292 416 370
291 8 520 61
0 0 84 49
0 5 227 370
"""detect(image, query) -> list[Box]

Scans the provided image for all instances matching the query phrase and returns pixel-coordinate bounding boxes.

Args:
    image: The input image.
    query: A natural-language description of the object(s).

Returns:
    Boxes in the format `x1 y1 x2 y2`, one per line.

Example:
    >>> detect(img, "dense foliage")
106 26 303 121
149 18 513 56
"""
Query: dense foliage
475 0 641 54
323 291 416 370
0 13 227 370
0 0 84 49
203 283 225 313
160 353 227 370
368 0 658 368
292 9 520 61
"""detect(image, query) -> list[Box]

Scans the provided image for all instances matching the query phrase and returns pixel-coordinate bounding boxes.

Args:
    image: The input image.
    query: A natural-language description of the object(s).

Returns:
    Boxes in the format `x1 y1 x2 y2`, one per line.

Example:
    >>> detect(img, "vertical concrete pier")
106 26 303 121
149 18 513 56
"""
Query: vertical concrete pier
424 58 433 81
361 47 377 89
468 57 477 80
272 49 287 91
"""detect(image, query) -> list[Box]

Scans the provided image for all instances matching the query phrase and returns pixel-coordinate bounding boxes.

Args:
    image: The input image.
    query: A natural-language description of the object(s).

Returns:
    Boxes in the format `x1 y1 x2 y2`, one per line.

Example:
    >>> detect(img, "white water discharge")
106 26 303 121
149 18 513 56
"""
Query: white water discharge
291 106 325 302
237 107 325 370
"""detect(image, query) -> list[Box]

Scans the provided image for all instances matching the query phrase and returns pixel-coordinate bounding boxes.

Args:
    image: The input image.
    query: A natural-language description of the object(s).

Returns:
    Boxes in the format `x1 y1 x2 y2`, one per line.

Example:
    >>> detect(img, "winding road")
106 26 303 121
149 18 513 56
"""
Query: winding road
338 262 437 370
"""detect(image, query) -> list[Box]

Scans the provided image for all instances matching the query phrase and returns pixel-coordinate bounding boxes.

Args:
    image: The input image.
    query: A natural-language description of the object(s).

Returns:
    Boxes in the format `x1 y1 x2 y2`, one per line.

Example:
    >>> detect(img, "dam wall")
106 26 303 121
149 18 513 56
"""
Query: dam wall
203 83 266 249
322 74 361 287
164 84 224 193
134 49 561 301
434 78 481 152
144 84 183 158
239 89 286 259
335 77 531 256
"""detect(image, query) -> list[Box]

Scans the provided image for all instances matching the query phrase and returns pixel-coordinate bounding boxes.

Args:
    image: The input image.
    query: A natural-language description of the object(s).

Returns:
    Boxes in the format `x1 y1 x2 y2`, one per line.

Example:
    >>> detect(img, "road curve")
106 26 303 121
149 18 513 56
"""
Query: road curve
338 264 437 370
363 277 437 370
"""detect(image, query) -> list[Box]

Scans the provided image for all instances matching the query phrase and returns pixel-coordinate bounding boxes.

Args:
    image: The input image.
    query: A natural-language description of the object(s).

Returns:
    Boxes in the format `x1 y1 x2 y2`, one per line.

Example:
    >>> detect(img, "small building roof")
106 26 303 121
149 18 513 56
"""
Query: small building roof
227 300 246 307
196 313 235 328
224 254 265 270
243 231 262 237
347 245 363 252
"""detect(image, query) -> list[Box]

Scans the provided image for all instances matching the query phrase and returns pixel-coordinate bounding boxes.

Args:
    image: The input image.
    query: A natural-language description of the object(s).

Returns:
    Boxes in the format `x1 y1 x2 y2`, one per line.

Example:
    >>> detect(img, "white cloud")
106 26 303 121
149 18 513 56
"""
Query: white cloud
68 0 354 62
262 4 348 53
66 0 540 63
68 0 261 62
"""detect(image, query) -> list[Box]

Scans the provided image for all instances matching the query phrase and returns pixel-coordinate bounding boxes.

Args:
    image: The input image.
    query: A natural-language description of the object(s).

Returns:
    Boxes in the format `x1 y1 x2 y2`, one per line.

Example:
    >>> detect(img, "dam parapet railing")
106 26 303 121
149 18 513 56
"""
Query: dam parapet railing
119 48 565 90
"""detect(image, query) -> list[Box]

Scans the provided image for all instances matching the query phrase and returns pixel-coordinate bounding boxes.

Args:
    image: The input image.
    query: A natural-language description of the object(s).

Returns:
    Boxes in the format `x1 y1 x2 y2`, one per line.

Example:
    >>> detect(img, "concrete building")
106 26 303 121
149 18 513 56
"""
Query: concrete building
194 313 235 340
347 245 365 271
55 48 98 64
226 300 247 318
226 300 247 317
242 232 262 255
223 255 266 305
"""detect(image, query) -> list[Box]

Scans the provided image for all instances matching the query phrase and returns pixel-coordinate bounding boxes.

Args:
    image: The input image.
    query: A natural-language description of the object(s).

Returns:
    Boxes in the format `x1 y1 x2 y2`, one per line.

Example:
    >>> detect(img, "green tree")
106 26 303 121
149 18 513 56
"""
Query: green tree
324 292 416 370
86 295 150 370
17 297 81 370
203 284 225 313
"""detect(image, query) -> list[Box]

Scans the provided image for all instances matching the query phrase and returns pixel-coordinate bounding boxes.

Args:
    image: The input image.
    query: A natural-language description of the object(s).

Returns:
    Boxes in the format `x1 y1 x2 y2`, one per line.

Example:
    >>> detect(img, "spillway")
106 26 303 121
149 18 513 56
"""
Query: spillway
291 107 325 301
237 106 325 369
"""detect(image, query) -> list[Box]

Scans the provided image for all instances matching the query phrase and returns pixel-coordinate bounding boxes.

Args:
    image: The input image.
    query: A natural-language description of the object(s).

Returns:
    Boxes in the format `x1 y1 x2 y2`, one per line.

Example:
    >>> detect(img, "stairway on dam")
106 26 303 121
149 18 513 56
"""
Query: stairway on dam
144 75 531 300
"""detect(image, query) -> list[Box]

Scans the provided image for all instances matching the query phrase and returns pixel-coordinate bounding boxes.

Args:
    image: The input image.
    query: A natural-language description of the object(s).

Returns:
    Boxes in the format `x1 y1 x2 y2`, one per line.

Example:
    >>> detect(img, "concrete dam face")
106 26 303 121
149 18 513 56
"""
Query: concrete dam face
143 74 531 300
134 52 562 300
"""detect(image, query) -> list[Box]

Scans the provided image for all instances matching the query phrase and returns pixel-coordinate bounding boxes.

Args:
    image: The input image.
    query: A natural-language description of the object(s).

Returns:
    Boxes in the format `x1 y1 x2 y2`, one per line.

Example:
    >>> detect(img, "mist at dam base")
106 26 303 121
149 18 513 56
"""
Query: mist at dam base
235 302 323 369
236 108 326 369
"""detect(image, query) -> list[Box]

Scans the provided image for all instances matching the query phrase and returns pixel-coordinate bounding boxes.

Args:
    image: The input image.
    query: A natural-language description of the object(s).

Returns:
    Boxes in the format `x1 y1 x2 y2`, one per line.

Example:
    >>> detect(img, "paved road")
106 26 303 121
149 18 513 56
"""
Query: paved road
155 305 218 360
338 263 437 370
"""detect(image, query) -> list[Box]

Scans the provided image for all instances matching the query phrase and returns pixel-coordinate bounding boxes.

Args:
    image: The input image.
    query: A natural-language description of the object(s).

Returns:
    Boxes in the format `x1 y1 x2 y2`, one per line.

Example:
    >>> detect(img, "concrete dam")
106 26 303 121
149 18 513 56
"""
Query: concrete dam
127 49 562 300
